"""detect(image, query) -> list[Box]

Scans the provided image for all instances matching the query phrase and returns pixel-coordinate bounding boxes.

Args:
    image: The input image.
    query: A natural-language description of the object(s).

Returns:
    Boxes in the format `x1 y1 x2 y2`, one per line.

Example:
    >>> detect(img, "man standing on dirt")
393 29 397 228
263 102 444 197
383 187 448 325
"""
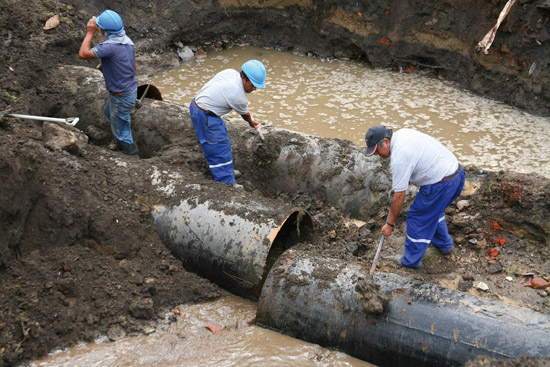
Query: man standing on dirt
190 60 266 185
78 10 139 156
365 126 465 269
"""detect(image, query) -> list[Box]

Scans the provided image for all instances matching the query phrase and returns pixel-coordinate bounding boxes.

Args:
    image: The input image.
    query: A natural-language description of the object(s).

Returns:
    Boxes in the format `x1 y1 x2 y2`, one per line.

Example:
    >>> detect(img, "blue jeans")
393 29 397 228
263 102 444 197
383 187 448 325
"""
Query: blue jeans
104 90 137 145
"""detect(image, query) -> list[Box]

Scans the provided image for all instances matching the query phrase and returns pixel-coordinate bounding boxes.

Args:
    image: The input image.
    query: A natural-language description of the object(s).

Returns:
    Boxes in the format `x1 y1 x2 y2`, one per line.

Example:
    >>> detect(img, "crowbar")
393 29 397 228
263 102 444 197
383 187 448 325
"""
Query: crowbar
135 84 151 109
255 124 265 141
7 113 79 126
370 189 394 274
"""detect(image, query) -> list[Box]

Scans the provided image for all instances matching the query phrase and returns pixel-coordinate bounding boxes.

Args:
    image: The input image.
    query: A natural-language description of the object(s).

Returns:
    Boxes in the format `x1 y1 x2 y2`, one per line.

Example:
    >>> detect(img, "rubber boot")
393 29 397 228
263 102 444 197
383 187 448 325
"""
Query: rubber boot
119 141 139 157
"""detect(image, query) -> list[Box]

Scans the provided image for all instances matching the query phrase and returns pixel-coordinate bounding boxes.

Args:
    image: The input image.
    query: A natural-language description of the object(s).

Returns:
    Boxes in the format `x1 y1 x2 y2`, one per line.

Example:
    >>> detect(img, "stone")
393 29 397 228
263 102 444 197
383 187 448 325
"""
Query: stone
129 298 154 319
456 200 469 211
42 121 88 155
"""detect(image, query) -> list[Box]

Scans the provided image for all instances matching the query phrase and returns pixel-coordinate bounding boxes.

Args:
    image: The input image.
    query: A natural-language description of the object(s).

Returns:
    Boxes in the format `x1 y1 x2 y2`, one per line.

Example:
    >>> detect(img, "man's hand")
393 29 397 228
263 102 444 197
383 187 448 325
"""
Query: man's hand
241 111 258 129
380 223 393 237
79 17 98 60
87 16 98 34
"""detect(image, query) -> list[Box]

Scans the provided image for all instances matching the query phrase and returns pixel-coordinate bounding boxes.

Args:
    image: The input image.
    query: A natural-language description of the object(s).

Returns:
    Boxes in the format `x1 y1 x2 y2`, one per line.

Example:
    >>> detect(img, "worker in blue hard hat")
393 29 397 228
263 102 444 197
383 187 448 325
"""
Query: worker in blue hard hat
78 10 139 156
190 59 267 185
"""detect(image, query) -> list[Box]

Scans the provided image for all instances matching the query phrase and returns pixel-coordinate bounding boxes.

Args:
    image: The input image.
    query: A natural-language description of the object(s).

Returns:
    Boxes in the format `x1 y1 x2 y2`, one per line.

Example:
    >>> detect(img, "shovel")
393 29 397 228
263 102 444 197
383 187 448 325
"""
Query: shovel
7 113 79 126
369 189 394 274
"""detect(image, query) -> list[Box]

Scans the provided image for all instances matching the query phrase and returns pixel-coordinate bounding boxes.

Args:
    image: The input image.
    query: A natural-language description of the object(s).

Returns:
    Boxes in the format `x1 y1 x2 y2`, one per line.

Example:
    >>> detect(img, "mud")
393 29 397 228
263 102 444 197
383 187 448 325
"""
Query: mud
355 277 390 314
1 0 550 366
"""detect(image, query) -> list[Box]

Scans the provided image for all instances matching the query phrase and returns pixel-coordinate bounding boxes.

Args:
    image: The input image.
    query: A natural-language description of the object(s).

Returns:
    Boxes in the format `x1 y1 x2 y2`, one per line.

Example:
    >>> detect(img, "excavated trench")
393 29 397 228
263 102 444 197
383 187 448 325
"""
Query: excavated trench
48 64 550 366
3 1 550 365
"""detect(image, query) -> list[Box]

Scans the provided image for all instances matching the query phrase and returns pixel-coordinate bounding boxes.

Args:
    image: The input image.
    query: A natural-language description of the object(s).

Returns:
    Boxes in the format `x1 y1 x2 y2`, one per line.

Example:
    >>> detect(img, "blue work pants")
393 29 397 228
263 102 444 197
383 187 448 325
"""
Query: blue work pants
402 166 466 268
189 100 235 184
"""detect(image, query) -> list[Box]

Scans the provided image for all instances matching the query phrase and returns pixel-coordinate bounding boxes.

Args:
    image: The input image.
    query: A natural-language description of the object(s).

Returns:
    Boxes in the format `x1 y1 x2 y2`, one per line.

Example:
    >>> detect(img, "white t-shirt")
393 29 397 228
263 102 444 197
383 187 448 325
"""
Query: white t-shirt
195 69 248 116
390 128 459 192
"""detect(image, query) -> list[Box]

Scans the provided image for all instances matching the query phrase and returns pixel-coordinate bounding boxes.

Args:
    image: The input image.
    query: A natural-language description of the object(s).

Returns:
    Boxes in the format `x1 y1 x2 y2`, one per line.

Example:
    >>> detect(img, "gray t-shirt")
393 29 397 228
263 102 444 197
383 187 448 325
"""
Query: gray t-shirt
195 69 248 116
390 128 459 192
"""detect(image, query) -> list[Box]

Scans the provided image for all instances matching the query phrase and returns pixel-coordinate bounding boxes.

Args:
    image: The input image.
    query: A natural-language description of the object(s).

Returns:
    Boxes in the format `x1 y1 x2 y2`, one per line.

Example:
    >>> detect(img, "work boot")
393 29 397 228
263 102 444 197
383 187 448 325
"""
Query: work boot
394 254 421 269
119 142 139 157
233 170 242 179
394 254 404 267
435 247 453 256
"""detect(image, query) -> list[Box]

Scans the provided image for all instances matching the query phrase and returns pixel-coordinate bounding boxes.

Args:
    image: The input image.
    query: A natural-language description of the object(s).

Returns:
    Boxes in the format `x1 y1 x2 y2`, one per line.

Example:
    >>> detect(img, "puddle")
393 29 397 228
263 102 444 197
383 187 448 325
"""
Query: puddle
29 296 373 367
149 45 550 178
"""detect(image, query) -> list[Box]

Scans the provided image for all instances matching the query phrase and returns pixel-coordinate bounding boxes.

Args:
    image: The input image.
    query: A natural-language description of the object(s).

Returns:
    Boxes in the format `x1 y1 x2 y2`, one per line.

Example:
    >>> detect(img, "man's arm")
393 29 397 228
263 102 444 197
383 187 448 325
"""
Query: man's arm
380 190 406 237
241 111 258 128
79 17 98 60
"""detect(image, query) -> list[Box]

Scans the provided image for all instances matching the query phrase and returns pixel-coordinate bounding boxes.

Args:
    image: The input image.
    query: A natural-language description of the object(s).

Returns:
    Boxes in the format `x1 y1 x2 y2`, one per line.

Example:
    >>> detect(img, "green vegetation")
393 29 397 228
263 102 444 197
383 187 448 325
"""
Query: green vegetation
5 92 18 103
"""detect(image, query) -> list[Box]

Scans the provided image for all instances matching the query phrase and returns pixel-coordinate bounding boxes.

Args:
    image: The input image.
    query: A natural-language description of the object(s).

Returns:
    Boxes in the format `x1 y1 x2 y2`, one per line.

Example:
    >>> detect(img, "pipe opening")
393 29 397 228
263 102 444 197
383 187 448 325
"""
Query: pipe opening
137 84 163 101
255 210 314 298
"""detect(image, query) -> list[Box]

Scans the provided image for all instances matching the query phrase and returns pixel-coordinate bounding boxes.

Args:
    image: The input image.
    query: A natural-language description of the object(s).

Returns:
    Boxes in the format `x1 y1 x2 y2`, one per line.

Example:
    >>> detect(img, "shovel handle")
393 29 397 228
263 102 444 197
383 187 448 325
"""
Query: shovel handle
369 234 385 274
8 114 79 126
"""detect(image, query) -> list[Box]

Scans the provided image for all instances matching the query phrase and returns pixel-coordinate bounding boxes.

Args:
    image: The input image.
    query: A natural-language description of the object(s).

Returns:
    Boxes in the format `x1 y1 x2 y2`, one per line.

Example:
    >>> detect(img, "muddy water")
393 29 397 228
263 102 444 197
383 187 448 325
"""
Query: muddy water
31 296 372 367
149 46 550 178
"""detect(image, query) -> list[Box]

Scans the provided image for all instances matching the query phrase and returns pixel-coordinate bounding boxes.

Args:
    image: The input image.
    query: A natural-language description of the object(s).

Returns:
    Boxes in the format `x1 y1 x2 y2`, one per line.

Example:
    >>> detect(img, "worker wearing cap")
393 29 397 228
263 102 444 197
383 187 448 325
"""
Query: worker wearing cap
190 60 266 184
365 126 465 268
79 10 139 156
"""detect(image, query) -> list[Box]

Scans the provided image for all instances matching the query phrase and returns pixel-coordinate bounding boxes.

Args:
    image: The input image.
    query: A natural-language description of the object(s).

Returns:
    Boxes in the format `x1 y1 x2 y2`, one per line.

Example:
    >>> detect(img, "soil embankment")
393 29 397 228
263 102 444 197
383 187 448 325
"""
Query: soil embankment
1 1 549 366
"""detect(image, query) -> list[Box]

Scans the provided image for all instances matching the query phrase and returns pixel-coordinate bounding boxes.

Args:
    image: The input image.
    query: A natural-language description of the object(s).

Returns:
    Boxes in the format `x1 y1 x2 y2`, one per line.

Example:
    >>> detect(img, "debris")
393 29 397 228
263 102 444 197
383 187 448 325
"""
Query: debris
205 325 221 335
523 277 549 290
456 200 469 211
488 263 502 274
506 276 513 281
177 46 194 61
476 0 517 54
476 282 489 291
195 48 207 59
43 14 60 30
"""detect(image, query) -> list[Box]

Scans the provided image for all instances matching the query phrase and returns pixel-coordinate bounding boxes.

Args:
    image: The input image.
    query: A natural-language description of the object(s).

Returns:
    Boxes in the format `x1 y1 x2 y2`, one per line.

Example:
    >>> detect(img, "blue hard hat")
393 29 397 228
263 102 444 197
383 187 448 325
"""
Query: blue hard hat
96 10 124 34
242 60 266 88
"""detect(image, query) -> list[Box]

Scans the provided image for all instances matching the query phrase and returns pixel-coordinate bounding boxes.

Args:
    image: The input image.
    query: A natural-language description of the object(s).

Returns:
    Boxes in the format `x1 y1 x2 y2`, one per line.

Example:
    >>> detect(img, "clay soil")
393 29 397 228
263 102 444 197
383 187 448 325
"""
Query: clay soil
1 1 549 367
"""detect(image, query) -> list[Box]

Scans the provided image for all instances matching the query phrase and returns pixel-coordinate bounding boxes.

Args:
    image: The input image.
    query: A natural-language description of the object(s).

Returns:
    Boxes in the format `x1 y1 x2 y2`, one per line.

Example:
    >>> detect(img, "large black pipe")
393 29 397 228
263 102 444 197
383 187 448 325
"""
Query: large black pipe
256 250 550 367
52 66 392 221
152 183 313 300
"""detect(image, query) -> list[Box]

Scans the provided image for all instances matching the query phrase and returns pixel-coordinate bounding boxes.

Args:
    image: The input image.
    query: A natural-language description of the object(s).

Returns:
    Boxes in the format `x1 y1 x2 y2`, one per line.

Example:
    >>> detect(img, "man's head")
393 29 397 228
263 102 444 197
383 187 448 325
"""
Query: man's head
96 10 124 34
241 60 266 93
365 125 392 158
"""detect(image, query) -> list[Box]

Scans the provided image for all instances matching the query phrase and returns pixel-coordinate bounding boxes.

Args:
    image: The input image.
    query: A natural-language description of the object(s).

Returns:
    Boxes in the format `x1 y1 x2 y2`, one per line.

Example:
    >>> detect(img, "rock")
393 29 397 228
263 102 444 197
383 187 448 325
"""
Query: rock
177 46 194 61
456 200 469 211
458 280 472 291
43 15 60 30
129 298 154 319
42 121 88 155
488 263 502 274
476 281 489 291
107 324 126 341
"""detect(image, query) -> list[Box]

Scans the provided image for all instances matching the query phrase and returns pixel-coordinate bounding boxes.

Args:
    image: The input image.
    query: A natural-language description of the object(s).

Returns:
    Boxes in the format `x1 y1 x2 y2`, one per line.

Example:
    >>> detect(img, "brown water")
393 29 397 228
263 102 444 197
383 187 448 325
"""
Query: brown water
30 296 373 367
149 45 550 178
